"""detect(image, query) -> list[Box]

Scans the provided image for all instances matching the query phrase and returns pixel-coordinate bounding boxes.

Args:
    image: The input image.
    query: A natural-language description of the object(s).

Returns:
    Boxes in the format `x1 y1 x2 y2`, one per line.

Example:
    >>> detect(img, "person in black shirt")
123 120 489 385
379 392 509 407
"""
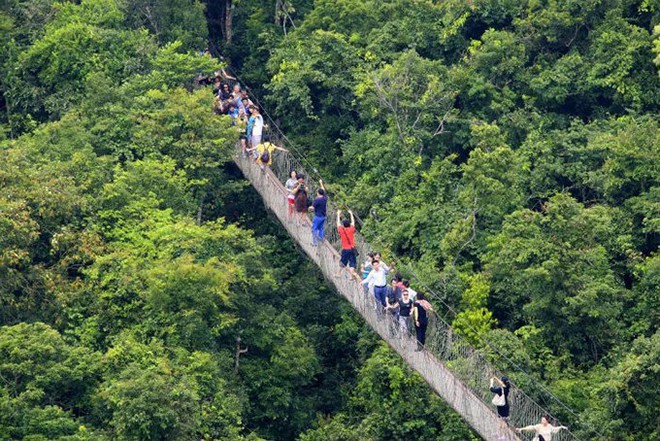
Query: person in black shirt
384 279 401 326
413 293 433 351
219 82 232 101
490 376 511 417
395 289 413 334
385 279 401 309
490 375 511 437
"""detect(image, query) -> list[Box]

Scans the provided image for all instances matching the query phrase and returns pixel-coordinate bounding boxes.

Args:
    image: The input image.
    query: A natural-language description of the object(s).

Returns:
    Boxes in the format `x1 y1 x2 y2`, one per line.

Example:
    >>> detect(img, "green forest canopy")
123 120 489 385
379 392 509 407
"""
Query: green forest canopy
0 0 658 440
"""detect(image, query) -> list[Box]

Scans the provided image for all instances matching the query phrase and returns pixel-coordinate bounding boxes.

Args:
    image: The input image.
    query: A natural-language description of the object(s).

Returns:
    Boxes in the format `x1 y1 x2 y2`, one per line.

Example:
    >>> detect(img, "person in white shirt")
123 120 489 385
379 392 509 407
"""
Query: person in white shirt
247 106 264 150
362 260 389 308
517 416 568 441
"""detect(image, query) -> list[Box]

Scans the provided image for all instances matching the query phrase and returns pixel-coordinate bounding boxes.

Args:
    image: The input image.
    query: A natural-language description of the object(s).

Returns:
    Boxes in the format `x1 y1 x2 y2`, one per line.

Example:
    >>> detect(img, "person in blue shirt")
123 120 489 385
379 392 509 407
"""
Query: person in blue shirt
246 107 264 152
227 103 239 122
310 180 327 246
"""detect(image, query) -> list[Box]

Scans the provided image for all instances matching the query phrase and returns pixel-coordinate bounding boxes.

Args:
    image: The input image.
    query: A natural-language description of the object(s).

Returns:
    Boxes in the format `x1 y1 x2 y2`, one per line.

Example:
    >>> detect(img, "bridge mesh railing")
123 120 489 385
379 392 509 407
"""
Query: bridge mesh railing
213 56 591 437
234 145 582 441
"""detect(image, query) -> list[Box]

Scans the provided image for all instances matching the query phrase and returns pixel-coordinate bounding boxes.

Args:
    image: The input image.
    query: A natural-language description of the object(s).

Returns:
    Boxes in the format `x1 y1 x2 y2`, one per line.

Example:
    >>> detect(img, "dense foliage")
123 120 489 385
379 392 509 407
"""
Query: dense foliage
0 0 658 440
0 1 478 440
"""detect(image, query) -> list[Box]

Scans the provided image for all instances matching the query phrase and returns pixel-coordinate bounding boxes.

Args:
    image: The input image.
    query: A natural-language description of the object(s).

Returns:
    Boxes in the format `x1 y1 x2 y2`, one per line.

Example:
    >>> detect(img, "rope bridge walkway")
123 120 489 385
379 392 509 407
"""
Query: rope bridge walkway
214 58 590 439
234 150 581 441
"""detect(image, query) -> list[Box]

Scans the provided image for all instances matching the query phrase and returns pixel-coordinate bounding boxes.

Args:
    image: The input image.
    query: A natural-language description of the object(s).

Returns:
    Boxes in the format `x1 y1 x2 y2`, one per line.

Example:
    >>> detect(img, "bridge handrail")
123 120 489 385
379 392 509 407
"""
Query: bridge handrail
218 65 589 440
234 148 583 441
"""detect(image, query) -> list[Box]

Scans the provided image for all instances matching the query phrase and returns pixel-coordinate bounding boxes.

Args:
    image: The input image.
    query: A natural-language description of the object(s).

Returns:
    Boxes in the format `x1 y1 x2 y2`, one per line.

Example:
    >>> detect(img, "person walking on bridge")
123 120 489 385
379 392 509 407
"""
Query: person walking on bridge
246 141 288 171
363 259 389 310
310 180 327 246
334 210 360 280
413 293 433 351
517 416 568 441
394 289 413 333
285 170 298 222
293 174 309 226
490 375 511 439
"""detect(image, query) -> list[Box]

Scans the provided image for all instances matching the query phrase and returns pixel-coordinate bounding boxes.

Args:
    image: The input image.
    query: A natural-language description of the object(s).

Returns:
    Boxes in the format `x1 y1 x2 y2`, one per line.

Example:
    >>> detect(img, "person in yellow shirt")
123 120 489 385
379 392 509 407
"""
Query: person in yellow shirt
246 142 288 170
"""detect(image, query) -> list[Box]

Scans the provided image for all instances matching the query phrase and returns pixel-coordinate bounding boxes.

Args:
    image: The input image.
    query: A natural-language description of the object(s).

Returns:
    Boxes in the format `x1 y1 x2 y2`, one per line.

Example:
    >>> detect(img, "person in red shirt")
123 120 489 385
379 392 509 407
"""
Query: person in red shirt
334 210 360 280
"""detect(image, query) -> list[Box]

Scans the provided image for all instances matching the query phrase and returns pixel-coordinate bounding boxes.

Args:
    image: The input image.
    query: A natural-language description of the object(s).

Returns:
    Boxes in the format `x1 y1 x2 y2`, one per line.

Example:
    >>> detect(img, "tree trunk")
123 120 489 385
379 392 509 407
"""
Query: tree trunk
234 336 248 374
275 0 284 26
225 0 233 44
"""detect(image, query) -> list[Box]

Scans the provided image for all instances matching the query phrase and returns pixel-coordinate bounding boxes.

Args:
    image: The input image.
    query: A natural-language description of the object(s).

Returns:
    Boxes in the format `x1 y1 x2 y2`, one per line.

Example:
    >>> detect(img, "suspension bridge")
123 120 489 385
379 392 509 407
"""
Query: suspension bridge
234 149 582 441
210 52 598 438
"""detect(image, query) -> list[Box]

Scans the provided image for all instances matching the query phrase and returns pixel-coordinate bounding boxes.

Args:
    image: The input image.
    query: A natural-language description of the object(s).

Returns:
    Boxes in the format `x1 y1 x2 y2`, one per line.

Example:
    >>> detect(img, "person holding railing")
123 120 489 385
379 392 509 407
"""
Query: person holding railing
334 210 360 281
516 416 568 441
309 179 327 246
413 293 434 351
391 289 413 334
246 141 288 171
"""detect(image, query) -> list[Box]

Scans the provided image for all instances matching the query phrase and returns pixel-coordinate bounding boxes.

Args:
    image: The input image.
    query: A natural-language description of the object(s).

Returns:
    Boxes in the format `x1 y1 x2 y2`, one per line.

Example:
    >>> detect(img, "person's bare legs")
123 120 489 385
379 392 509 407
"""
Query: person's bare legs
241 138 248 157
334 262 360 280
297 211 308 227
334 264 346 278
287 201 294 222
497 419 508 440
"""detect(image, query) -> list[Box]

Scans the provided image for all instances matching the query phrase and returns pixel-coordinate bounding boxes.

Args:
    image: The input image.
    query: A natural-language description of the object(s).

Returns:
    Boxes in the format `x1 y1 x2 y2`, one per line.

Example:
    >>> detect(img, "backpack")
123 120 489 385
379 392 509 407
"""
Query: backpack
260 150 270 163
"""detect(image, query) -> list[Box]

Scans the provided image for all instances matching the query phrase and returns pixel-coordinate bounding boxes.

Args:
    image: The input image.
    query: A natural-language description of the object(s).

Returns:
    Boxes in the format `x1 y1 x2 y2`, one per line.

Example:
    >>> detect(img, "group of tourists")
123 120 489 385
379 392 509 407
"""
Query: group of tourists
207 74 570 440
210 76 290 167
359 251 435 351
282 166 435 350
